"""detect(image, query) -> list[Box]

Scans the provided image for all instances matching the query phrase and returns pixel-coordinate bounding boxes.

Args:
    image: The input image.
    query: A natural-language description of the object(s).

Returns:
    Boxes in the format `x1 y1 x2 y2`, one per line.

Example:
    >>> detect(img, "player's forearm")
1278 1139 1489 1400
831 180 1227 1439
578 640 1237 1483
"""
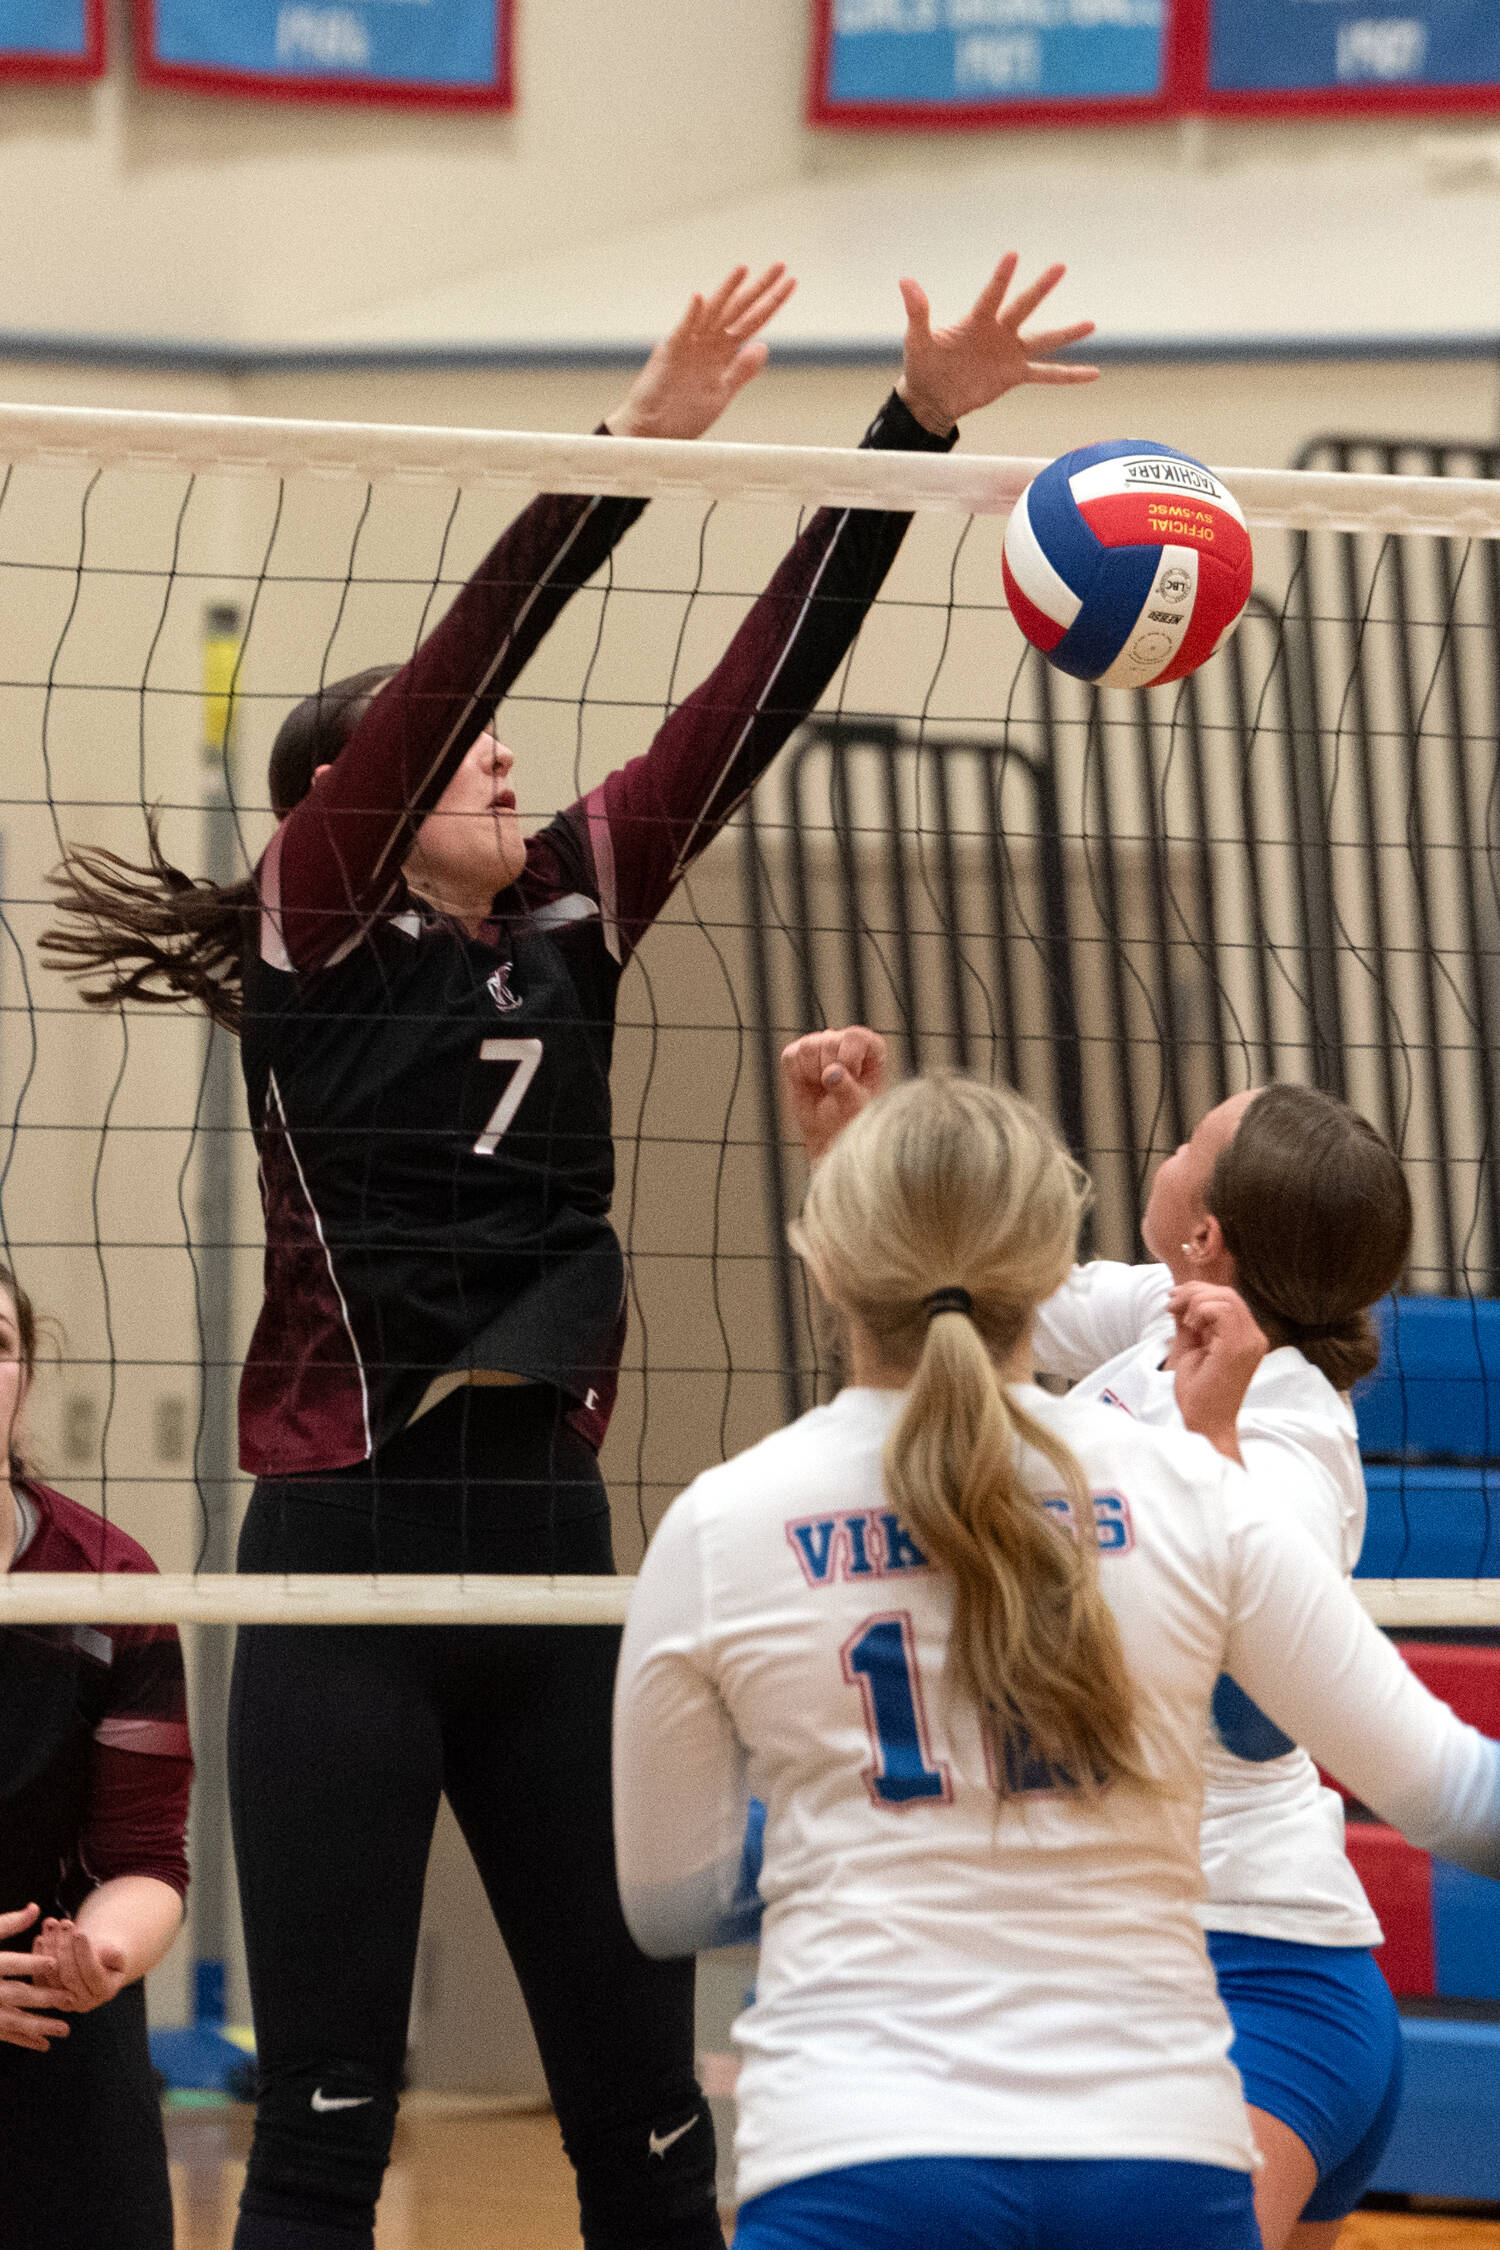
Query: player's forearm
591 390 957 952
73 1876 184 1984
1227 1518 1500 1878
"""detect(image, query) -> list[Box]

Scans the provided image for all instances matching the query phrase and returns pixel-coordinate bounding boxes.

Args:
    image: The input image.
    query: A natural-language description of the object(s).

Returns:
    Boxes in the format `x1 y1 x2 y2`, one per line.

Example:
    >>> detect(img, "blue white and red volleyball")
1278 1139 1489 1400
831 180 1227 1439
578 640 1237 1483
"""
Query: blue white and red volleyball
1002 440 1254 690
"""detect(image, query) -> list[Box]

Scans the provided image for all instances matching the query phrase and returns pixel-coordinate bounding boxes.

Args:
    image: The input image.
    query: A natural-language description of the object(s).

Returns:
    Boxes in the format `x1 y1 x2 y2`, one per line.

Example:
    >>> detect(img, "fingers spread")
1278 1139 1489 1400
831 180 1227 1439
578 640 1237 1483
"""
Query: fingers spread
666 293 706 350
700 265 752 325
726 266 795 341
972 252 1020 322
1001 262 1068 330
1022 364 1101 386
1019 320 1096 355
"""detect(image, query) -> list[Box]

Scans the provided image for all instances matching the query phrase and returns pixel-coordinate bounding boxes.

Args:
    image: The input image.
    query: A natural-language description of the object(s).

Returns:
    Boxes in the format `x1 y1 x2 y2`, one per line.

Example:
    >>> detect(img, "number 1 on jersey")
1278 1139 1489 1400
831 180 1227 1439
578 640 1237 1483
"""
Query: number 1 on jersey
473 1038 543 1156
843 1613 951 1808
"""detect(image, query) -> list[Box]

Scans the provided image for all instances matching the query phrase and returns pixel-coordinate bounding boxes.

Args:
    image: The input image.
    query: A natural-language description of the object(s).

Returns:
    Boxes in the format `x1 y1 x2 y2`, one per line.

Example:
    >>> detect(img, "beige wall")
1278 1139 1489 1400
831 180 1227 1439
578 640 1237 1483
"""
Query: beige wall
1 0 1498 357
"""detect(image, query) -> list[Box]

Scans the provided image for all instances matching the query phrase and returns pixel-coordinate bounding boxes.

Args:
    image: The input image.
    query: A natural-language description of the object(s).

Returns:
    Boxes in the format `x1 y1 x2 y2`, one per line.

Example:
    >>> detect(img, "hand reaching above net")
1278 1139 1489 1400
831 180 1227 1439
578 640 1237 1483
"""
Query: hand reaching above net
780 1026 887 1164
896 253 1100 436
605 262 797 440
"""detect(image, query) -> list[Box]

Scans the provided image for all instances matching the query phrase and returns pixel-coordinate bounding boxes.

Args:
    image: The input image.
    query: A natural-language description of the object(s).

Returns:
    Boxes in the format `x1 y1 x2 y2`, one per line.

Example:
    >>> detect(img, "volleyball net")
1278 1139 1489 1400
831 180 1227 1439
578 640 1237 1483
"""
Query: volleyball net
0 402 1498 1630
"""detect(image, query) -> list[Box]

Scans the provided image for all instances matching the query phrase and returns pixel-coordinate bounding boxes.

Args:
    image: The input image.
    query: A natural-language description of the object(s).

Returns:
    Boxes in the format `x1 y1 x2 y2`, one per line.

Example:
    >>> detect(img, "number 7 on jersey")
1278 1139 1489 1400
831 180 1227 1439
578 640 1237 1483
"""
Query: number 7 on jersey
473 1038 543 1156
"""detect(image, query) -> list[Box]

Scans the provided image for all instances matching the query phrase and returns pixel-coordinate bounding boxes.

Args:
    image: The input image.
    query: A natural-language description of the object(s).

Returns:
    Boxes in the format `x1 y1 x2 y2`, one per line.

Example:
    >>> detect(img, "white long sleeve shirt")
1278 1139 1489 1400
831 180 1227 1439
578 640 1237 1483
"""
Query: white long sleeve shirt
614 1384 1500 2205
1035 1259 1379 1945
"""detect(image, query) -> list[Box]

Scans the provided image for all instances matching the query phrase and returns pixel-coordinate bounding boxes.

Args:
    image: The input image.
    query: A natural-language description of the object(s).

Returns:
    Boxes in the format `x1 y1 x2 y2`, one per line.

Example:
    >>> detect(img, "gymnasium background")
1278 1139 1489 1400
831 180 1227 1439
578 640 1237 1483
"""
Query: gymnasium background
3 0 1500 2091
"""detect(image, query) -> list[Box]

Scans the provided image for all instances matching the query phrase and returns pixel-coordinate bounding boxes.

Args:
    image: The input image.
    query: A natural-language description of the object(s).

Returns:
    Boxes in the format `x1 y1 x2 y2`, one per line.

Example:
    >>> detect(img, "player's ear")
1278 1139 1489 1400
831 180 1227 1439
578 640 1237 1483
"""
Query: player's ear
311 763 333 789
1198 1212 1229 1270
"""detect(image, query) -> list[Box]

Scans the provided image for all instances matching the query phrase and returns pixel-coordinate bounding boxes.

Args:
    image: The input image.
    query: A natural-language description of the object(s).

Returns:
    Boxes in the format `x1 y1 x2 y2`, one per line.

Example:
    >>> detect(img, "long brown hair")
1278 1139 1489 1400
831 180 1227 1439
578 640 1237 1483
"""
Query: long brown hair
793 1073 1153 1803
1207 1084 1412 1392
39 666 397 1034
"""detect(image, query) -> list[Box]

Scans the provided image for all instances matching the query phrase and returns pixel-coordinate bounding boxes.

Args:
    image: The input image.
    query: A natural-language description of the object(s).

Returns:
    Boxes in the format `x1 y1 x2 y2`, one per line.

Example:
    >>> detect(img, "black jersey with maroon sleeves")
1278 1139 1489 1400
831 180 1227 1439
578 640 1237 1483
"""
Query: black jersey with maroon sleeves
0 1486 192 1920
239 393 956 1476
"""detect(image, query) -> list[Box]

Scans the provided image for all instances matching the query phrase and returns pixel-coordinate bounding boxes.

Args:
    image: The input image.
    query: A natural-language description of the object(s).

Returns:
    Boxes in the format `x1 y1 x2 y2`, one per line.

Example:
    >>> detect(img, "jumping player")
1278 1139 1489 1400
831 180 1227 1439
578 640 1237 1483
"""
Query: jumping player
782 1029 1412 2250
43 257 1099 2250
613 1073 1500 2250
0 1265 192 2250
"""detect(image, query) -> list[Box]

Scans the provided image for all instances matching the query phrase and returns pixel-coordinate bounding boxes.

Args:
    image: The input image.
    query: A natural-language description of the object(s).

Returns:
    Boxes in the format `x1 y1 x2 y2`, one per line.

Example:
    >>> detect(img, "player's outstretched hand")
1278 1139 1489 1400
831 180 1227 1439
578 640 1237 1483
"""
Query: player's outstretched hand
606 264 797 441
897 254 1099 436
28 1916 130 2016
0 1903 72 2051
781 1027 887 1163
1169 1282 1267 1465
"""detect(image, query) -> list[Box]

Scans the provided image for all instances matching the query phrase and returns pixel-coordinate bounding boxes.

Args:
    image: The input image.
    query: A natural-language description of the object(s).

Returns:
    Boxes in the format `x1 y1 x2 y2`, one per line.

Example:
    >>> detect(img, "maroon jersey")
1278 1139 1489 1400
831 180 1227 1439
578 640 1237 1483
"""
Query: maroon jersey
0 1485 192 1923
239 393 956 1476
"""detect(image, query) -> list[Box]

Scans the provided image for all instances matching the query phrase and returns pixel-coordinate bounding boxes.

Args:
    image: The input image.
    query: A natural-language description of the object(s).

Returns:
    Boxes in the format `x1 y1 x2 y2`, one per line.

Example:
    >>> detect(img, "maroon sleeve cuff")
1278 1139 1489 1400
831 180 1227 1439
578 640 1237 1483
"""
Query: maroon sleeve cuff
80 1742 192 1899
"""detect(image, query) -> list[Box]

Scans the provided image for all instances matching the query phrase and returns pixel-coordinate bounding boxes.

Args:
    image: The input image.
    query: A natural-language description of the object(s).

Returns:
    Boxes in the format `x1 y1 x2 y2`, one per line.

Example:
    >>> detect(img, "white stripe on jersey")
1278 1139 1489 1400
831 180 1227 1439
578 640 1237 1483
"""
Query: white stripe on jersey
585 800 623 964
265 1070 372 1461
614 1382 1500 2206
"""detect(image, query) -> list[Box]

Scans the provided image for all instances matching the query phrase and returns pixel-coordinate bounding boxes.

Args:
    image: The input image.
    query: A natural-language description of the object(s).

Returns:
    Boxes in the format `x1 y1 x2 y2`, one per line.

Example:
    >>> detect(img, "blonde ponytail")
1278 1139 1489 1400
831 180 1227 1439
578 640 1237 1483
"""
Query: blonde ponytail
794 1073 1152 1803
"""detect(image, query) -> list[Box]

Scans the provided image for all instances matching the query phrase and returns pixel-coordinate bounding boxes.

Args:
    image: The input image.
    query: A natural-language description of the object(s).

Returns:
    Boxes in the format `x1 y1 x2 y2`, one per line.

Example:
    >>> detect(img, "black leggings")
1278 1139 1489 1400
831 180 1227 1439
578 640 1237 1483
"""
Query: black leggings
0 1979 174 2250
228 1386 719 2250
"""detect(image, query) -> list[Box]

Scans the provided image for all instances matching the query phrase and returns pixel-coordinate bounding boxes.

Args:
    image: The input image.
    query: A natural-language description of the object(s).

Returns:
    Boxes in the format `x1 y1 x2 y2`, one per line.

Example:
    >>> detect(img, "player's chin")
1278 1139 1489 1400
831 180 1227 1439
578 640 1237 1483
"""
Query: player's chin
489 829 527 891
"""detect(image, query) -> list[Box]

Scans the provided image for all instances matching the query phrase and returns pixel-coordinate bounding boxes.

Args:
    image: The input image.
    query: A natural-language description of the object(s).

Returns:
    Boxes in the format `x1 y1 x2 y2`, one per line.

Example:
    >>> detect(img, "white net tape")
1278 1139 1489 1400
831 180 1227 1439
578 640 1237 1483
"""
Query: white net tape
6 401 1500 538
0 1570 1485 1628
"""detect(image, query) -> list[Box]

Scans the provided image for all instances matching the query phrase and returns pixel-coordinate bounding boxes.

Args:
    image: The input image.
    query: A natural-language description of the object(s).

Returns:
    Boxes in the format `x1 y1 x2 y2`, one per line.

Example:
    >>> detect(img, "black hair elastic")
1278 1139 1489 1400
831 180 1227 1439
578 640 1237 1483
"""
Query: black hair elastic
924 1286 973 1321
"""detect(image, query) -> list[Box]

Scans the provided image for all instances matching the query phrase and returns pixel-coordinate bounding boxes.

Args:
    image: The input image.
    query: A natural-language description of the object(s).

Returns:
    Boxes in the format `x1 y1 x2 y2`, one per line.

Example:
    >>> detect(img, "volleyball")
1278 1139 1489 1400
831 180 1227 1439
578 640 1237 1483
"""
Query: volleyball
1002 440 1254 690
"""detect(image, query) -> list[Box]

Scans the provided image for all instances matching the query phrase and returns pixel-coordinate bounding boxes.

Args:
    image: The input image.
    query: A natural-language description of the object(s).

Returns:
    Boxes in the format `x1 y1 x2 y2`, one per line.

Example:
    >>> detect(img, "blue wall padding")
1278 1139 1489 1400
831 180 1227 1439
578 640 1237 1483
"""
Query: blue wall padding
1357 1465 1500 1579
1357 1296 1500 1461
1370 2021 1500 2199
1432 1860 1500 2000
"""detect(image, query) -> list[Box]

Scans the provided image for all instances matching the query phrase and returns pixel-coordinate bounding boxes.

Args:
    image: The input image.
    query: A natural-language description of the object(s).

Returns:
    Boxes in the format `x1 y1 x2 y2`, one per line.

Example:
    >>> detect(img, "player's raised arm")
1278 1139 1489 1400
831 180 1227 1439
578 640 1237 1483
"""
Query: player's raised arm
603 262 795 440
267 265 796 970
895 253 1098 435
569 256 1097 961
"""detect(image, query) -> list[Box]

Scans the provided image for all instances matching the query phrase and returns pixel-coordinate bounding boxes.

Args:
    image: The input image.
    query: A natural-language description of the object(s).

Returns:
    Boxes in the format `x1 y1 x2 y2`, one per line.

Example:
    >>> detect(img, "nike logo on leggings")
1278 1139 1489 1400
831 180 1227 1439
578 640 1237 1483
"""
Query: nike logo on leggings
648 2115 700 2159
311 2089 374 2113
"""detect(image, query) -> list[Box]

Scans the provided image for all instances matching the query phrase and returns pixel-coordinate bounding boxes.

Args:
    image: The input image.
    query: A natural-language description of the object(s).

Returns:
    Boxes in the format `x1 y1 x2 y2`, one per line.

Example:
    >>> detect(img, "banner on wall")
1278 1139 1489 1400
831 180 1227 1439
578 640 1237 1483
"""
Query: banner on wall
0 0 105 79
1203 0 1500 114
810 0 1174 127
134 0 511 107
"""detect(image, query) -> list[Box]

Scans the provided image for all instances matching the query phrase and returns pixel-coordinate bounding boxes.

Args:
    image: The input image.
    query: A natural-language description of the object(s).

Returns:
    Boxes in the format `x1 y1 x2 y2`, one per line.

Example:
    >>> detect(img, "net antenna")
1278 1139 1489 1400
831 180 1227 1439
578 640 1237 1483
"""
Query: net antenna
0 402 1497 1627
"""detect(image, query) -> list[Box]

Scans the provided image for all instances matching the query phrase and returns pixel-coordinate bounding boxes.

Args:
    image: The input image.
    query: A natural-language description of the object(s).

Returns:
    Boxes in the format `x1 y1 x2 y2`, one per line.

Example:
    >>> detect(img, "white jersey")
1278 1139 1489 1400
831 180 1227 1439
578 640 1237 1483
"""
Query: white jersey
1034 1260 1378 1946
613 1383 1500 2206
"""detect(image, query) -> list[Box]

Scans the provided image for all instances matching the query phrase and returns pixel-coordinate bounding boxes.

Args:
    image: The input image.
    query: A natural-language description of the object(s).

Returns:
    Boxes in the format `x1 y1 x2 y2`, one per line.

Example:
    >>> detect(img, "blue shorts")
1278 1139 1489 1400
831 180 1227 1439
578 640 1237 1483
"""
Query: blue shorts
733 2155 1260 2250
1208 1930 1404 2223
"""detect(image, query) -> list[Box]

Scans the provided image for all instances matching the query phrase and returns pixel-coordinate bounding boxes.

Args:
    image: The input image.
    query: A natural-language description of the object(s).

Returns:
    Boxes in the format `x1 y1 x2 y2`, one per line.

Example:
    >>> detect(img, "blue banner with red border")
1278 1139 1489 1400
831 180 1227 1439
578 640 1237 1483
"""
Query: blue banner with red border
811 0 1173 127
135 0 510 108
0 0 104 79
1209 0 1500 103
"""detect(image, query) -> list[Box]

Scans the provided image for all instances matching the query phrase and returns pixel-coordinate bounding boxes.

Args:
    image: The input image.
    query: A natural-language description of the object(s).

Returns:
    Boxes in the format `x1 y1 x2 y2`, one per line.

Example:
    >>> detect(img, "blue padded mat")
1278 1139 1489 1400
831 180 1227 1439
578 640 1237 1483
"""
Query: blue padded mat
1356 1298 1500 1462
1358 1465 1500 1579
1369 2019 1500 2200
